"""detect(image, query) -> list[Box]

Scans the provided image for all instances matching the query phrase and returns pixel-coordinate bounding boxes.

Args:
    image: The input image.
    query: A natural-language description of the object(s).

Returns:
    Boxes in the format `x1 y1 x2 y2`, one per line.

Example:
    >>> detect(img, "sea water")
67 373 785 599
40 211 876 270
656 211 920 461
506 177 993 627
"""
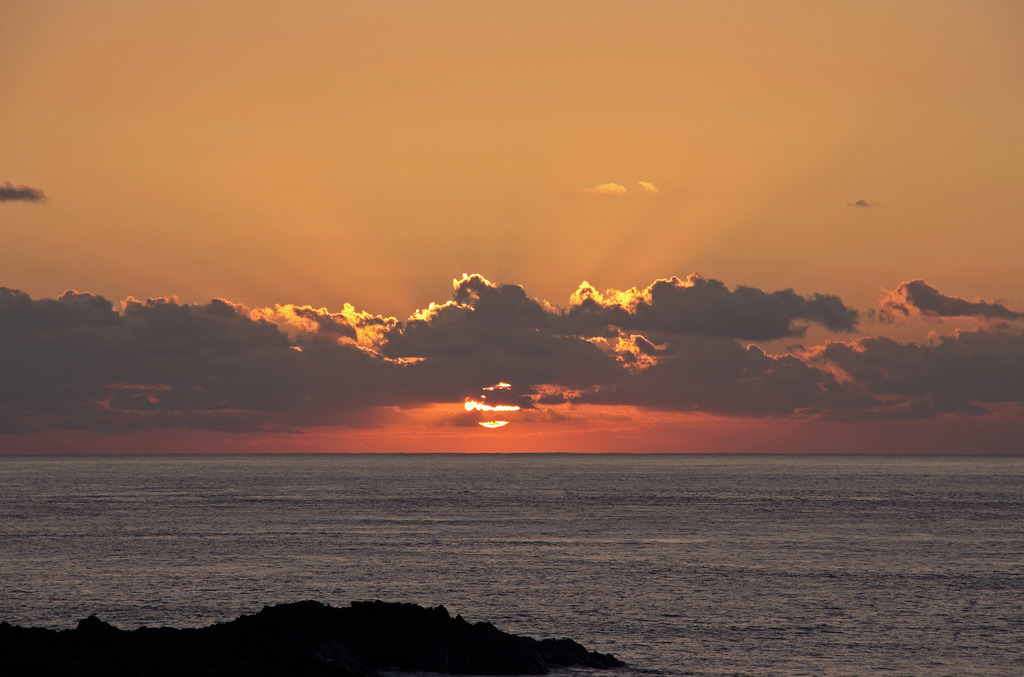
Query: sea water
1 454 1022 676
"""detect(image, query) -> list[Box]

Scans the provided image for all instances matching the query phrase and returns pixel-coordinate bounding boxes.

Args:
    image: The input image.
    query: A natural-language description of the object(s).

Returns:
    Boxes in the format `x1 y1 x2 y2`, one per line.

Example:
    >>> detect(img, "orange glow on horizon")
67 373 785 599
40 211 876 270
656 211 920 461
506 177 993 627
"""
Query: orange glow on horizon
479 421 510 428
4 402 1024 455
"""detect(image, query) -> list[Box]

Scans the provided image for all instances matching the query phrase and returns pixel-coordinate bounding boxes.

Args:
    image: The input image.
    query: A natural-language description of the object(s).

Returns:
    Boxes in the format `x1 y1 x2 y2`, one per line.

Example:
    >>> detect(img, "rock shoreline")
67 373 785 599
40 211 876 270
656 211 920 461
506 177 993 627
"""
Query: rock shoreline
0 600 625 676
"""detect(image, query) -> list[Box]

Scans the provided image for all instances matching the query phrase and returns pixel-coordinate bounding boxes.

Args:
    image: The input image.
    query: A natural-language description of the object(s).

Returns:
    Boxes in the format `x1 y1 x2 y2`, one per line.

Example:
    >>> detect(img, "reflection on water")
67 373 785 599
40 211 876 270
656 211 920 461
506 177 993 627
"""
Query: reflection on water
2 453 1022 676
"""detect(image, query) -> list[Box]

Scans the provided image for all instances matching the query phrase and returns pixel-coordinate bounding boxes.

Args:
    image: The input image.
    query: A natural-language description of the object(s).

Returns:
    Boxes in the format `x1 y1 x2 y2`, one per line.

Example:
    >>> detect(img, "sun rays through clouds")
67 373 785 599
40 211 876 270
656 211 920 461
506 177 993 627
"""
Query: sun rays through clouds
2 270 1024 453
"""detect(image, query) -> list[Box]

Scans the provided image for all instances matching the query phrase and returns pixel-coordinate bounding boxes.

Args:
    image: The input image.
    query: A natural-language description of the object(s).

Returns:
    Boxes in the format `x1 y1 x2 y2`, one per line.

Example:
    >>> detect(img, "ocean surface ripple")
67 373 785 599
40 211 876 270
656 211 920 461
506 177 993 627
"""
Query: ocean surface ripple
2 453 1022 676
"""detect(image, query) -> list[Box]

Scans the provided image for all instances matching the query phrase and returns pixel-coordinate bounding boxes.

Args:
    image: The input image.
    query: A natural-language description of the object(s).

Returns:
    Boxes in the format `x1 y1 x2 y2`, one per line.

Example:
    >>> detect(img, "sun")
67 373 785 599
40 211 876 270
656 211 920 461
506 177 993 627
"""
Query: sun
465 382 521 429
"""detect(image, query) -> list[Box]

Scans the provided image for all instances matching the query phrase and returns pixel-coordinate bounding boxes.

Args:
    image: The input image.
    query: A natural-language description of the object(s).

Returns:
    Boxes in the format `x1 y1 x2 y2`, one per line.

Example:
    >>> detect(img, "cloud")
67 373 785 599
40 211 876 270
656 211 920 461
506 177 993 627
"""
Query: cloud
383 274 624 394
0 289 399 433
565 274 858 340
584 324 1024 421
578 182 628 196
880 280 1023 320
847 199 871 208
578 336 842 417
574 181 658 196
251 302 397 351
2 276 1024 434
0 181 46 203
808 330 1024 418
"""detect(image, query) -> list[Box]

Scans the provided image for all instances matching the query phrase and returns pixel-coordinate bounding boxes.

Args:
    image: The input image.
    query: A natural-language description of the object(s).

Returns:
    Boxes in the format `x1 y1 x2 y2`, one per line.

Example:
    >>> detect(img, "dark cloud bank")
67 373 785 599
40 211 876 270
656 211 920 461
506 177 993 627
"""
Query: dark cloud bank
1 275 1022 434
0 181 46 203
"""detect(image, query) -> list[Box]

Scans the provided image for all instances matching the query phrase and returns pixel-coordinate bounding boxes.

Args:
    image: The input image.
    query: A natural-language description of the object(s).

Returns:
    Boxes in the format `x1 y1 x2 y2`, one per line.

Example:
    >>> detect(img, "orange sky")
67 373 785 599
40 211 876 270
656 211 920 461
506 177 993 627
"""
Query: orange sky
2 1 1024 453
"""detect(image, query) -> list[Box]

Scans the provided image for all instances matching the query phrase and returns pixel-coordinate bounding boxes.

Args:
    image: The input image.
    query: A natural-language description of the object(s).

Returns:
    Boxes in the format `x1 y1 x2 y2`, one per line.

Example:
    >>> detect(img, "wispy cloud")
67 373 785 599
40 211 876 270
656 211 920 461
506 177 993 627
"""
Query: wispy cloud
0 181 46 203
578 182 628 196
576 181 659 196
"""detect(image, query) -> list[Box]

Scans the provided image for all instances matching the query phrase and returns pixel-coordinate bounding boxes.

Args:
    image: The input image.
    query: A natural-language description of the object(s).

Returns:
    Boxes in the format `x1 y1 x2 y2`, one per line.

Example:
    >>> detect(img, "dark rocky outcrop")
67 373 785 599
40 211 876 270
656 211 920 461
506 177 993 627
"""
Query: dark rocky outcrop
0 600 624 676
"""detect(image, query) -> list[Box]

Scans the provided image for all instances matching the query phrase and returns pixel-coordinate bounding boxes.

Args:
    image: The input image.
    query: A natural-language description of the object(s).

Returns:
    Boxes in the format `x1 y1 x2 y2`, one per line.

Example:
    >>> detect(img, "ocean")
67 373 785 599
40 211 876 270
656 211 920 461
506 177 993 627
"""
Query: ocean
1 453 1022 676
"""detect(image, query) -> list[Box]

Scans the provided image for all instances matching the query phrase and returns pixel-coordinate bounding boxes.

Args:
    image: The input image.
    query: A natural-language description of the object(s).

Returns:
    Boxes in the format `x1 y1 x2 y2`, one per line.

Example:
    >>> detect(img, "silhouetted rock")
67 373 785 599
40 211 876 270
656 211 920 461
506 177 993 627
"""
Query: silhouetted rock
0 600 624 676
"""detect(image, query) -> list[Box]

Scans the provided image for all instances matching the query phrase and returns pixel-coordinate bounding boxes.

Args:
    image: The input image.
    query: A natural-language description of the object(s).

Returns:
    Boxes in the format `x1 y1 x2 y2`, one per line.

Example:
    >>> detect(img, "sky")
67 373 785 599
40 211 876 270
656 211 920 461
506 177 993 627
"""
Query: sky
2 0 1023 453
